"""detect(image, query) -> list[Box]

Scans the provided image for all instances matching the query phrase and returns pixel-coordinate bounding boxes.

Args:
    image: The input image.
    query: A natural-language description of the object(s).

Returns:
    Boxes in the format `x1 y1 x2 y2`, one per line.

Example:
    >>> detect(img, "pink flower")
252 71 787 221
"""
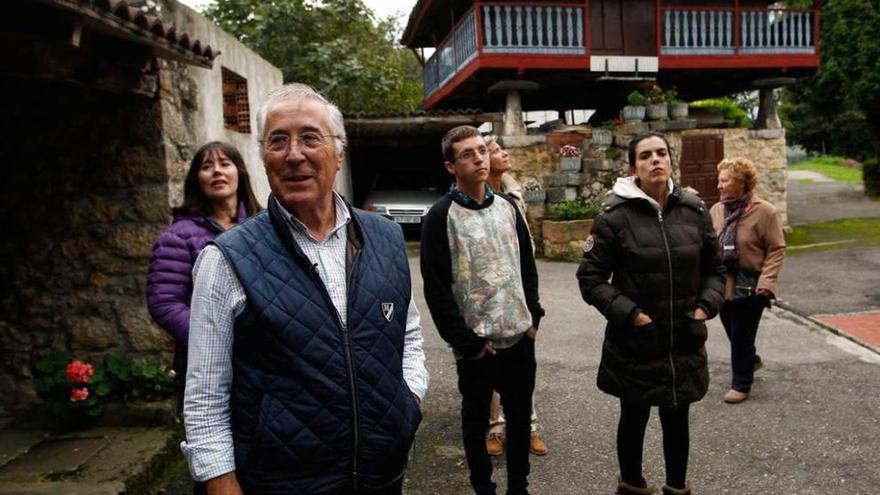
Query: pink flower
65 360 94 384
560 144 581 157
70 387 89 402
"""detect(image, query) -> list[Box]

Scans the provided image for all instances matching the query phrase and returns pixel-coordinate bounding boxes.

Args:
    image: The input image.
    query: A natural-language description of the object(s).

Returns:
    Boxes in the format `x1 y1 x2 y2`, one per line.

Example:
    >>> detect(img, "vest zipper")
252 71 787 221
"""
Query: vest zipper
657 210 678 408
345 248 363 488
310 261 361 488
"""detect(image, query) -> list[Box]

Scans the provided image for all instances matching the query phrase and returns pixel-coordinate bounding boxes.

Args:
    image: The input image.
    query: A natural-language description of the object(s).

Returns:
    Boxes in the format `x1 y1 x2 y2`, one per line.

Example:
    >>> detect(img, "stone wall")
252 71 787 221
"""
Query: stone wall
501 124 789 254
0 78 177 413
674 128 788 225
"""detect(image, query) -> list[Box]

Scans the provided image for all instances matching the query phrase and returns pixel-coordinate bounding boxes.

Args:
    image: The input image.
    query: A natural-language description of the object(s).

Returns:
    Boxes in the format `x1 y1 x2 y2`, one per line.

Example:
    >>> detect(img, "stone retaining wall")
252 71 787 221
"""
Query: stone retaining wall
503 123 788 254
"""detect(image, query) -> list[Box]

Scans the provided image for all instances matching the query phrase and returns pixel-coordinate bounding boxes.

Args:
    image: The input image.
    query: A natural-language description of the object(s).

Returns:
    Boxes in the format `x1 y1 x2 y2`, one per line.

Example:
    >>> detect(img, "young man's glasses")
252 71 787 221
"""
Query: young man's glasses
455 146 489 162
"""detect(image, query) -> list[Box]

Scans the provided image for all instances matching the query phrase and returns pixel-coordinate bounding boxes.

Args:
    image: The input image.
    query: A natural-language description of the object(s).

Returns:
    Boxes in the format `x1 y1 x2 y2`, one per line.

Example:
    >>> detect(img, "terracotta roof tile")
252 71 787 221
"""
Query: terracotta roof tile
85 0 218 64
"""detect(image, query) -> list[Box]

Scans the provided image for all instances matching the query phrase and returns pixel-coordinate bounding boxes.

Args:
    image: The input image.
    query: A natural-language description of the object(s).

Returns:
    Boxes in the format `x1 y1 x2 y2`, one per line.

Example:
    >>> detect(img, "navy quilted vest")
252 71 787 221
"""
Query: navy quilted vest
213 200 420 494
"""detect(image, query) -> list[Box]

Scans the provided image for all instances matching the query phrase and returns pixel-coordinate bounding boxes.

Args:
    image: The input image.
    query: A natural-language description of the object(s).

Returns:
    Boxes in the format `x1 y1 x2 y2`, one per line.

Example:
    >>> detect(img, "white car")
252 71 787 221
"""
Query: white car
364 174 442 226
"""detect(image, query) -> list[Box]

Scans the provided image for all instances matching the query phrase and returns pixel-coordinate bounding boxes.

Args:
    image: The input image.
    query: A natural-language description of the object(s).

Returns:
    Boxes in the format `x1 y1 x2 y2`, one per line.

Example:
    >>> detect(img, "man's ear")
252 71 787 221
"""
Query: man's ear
335 145 347 170
444 161 456 175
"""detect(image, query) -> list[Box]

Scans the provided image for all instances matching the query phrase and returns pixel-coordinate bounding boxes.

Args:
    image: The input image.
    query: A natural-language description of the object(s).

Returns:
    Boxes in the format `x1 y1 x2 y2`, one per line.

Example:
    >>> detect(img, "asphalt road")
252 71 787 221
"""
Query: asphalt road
405 257 880 495
779 175 880 316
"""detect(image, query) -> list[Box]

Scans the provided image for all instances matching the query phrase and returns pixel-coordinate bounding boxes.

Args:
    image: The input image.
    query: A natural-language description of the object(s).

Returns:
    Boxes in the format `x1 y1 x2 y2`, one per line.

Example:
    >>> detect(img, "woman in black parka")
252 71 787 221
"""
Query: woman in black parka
576 132 725 495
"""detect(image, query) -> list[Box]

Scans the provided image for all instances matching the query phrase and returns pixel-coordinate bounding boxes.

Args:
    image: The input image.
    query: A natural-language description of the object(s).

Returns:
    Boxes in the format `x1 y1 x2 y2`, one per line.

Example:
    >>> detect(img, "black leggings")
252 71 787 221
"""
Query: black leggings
617 401 690 489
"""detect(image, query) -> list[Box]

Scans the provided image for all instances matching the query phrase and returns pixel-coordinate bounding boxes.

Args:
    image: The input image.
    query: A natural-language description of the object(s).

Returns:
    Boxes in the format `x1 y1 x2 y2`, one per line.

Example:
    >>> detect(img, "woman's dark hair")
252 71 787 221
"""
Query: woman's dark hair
173 141 260 218
627 131 672 170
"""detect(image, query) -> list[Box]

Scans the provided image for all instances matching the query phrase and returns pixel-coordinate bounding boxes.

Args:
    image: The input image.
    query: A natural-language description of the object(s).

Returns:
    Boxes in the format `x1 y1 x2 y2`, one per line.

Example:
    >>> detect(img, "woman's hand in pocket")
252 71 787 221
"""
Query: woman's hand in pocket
693 307 708 321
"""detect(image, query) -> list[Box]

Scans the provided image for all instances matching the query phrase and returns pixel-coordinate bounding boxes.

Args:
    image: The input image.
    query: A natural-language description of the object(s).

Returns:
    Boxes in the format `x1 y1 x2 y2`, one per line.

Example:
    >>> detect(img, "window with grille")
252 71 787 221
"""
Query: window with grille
222 68 250 134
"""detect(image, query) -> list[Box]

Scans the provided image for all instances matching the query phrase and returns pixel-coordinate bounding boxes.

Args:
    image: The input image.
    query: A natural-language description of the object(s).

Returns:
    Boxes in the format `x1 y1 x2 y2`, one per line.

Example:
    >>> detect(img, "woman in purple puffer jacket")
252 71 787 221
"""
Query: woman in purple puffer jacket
147 141 260 378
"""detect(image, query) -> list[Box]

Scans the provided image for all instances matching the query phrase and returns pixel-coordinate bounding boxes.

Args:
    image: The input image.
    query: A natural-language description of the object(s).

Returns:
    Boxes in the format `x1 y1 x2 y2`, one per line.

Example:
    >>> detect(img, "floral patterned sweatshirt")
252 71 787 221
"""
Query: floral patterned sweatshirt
420 188 544 360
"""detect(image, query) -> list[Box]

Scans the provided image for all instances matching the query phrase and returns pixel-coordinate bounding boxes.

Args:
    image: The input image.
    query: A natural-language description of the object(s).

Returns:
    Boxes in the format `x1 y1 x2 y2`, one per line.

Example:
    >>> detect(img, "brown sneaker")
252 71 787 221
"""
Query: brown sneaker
723 389 749 404
529 433 548 456
486 432 504 456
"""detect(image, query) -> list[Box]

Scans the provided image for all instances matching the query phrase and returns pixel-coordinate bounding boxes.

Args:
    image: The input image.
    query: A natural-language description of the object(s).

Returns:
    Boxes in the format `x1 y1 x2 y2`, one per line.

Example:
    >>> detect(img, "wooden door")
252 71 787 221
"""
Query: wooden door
680 135 723 207
590 0 624 54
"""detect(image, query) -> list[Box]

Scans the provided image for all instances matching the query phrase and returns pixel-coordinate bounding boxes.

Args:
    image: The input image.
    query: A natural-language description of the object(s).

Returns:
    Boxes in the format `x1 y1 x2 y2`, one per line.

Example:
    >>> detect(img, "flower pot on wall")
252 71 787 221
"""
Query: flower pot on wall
622 105 645 123
591 129 613 148
669 102 689 120
559 156 581 172
524 190 546 204
646 103 669 121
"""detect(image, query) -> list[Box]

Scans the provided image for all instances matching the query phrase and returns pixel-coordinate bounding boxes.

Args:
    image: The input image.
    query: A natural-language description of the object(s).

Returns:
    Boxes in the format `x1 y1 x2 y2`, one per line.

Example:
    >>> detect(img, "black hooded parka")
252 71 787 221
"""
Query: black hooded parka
576 184 725 408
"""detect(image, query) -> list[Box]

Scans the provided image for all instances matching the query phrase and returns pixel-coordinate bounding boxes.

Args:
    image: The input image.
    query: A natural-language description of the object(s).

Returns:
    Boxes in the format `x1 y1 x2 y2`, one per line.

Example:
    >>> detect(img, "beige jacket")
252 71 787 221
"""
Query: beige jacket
710 196 786 299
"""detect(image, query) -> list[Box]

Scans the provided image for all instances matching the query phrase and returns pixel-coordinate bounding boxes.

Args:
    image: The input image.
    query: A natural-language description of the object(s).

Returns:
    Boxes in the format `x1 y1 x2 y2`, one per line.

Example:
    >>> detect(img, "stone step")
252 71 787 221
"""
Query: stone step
0 435 109 482
0 427 174 495
0 430 50 470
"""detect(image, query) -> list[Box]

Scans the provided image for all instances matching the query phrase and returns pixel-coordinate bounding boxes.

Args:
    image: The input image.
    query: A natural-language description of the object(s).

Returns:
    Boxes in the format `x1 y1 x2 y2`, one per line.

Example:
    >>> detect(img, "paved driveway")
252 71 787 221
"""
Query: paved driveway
405 257 880 495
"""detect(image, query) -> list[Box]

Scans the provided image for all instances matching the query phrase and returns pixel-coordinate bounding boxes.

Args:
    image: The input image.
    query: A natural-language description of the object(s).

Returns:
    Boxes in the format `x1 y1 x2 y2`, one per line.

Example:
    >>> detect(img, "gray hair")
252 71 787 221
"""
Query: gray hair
256 83 347 154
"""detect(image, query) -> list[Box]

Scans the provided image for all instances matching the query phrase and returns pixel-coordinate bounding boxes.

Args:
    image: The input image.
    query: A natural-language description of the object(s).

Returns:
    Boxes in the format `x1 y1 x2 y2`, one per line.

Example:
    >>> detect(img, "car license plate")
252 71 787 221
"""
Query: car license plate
393 216 421 224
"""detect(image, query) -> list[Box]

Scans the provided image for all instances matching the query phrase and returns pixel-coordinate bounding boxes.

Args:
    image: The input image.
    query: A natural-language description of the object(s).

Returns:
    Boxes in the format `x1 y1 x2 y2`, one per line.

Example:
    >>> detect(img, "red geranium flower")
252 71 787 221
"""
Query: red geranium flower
70 387 89 402
66 360 94 384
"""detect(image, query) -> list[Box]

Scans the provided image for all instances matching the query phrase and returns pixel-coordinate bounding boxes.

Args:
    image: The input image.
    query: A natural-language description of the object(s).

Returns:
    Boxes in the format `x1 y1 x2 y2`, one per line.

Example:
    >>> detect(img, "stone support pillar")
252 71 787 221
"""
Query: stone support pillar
502 90 526 136
756 87 781 130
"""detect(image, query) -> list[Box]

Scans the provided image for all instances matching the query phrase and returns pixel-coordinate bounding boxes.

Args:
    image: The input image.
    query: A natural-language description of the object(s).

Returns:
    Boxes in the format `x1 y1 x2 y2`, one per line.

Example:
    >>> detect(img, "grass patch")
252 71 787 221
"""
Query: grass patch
787 218 880 254
789 155 863 183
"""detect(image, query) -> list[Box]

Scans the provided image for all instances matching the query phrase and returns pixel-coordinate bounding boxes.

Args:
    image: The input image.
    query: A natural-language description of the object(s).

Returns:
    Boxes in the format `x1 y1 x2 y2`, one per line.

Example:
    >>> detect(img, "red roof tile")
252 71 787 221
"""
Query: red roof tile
44 0 220 67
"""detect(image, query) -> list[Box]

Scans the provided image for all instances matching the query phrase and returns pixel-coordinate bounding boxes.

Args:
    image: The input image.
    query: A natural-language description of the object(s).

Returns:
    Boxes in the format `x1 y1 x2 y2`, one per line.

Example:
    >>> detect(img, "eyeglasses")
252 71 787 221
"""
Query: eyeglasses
455 146 489 162
260 132 339 153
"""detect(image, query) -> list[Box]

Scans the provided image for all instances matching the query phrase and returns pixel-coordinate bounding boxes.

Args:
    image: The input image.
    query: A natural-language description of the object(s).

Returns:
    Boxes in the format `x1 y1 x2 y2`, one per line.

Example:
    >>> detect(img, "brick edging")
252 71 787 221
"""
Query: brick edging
774 301 880 355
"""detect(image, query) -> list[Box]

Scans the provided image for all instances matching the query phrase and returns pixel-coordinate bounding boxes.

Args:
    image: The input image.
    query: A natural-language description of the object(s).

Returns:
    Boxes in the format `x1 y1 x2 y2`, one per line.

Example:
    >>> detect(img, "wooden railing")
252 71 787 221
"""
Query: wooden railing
662 7 816 55
424 9 478 97
481 4 587 54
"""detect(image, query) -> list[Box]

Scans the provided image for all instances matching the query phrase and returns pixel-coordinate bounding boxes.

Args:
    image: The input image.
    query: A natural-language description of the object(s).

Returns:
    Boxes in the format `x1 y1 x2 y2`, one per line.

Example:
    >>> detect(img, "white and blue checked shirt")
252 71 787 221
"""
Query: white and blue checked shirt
181 193 429 482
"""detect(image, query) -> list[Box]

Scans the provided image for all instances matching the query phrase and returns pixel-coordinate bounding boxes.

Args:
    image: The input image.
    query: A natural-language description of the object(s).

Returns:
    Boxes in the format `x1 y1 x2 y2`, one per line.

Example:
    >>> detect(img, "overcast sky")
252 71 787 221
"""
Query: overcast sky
177 0 417 22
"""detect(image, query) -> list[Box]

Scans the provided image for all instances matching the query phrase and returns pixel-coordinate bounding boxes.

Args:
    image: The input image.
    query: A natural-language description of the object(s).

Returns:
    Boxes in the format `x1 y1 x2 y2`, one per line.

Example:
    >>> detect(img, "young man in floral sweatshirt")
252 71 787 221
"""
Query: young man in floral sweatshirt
421 126 544 495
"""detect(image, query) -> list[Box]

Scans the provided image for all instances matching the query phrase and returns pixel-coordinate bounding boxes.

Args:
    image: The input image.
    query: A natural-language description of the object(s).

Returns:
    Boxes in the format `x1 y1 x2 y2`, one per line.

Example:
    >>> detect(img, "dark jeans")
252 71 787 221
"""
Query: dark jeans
456 336 537 495
720 297 766 392
617 401 690 489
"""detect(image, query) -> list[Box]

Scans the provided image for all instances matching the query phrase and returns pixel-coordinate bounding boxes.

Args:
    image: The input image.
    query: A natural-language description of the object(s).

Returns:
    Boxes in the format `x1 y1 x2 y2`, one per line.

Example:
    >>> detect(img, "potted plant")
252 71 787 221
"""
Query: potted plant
522 178 546 204
645 85 669 121
559 144 582 172
667 87 688 120
542 199 601 261
591 121 615 148
622 90 646 122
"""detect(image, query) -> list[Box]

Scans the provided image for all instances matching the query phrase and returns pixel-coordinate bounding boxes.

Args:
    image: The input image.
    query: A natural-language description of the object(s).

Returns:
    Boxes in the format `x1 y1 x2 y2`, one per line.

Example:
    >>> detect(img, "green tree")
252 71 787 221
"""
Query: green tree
781 0 880 162
205 0 423 114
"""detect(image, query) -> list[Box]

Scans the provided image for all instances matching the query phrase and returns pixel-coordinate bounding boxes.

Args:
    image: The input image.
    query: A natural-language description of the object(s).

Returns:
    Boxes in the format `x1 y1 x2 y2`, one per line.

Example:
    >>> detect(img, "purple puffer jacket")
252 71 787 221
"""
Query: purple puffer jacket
146 202 248 350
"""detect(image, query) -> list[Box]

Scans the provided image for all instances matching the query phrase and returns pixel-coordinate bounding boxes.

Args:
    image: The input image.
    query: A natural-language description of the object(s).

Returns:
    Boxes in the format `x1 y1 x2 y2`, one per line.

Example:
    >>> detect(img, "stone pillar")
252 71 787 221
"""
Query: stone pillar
502 90 526 136
756 87 781 130
488 80 539 137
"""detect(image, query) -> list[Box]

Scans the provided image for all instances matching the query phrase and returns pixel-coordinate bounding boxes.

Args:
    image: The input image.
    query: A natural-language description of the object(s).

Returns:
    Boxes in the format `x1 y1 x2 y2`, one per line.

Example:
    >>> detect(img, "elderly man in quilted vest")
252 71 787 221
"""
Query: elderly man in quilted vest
181 83 429 495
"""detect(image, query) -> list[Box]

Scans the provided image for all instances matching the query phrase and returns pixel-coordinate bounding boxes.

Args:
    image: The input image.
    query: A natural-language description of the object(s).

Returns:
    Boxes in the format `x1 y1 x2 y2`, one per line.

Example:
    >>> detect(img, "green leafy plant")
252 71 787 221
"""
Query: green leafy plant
104 355 176 402
549 199 601 220
645 85 667 105
626 90 646 106
33 351 111 419
666 87 682 105
690 98 752 127
33 351 176 423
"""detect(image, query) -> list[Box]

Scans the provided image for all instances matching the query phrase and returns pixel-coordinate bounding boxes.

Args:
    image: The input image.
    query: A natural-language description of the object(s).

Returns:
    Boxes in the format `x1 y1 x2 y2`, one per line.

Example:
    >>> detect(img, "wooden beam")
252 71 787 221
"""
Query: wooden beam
346 113 504 127
0 34 158 97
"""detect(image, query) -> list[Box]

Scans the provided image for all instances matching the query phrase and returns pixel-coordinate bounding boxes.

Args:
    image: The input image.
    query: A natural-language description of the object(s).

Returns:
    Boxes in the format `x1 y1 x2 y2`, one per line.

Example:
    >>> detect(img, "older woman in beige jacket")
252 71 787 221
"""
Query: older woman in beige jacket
710 157 786 404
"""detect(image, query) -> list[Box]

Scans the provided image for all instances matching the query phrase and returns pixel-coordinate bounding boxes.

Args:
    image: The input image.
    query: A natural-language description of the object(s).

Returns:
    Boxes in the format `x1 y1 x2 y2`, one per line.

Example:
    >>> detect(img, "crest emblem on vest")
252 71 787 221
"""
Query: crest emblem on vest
381 302 394 322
